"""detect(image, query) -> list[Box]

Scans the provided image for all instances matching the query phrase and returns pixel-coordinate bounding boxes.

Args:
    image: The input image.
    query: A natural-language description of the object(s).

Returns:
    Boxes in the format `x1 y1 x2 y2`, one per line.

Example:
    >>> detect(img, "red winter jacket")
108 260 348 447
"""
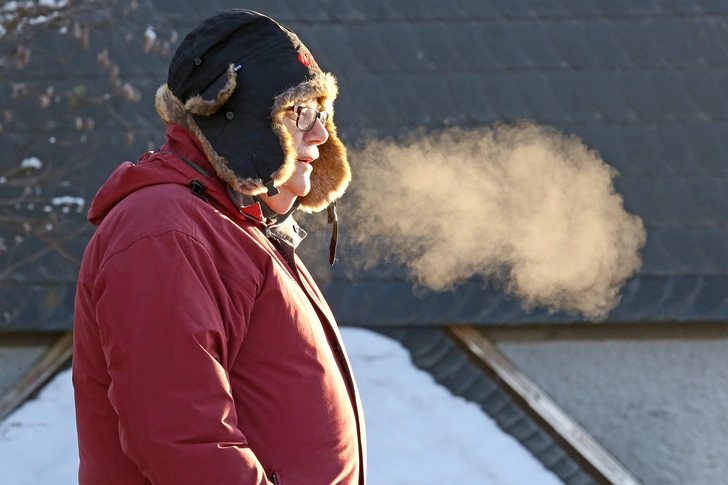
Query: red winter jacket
73 124 366 485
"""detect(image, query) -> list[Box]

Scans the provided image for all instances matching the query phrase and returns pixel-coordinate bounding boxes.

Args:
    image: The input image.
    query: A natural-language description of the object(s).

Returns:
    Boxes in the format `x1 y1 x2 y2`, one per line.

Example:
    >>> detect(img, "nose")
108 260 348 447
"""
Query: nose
304 118 329 146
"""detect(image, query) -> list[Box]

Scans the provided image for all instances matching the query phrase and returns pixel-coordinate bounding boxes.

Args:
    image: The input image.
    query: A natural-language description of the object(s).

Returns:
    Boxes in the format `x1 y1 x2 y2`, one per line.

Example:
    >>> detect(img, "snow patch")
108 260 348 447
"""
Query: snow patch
20 157 43 170
1 1 22 12
1 0 68 33
38 0 69 7
144 26 156 42
51 196 84 208
28 12 61 25
2 0 70 9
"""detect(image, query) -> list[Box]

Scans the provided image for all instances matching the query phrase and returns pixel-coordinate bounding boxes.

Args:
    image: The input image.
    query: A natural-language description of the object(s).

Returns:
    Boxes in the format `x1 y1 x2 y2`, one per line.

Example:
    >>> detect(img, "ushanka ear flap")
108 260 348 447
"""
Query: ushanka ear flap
297 113 351 213
154 66 276 196
271 72 351 213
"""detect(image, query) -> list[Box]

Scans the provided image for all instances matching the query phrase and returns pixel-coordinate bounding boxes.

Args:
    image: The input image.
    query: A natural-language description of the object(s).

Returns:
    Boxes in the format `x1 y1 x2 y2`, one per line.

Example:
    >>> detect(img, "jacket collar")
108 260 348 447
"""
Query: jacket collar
226 185 307 249
162 124 308 250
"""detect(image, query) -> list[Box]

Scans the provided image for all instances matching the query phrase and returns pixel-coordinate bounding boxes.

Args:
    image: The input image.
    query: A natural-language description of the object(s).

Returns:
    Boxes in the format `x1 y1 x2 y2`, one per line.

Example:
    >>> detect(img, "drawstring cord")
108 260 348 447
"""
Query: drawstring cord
327 202 338 265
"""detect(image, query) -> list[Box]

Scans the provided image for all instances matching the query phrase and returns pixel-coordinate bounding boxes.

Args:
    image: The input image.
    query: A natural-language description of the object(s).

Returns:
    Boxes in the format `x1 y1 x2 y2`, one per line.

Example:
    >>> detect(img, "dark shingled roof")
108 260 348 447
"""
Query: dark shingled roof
3 0 728 329
304 1 728 326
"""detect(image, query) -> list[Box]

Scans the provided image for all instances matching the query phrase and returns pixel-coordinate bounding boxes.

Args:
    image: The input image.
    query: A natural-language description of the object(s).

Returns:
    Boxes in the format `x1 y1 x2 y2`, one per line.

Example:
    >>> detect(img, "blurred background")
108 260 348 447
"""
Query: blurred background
2 1 728 484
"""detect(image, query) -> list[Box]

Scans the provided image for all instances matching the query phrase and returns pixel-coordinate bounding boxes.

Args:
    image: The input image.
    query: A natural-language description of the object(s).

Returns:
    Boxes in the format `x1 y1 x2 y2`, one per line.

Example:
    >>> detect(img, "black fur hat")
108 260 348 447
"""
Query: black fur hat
155 9 350 213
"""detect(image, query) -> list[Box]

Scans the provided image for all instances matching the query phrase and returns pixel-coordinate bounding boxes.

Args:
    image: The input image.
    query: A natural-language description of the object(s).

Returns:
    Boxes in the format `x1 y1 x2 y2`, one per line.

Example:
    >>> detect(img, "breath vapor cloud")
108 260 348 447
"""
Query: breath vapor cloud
344 122 646 320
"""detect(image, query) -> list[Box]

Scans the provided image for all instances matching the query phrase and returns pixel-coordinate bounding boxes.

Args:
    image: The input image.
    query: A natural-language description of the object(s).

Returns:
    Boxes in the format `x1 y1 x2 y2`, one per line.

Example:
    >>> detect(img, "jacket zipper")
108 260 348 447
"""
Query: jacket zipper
271 471 280 485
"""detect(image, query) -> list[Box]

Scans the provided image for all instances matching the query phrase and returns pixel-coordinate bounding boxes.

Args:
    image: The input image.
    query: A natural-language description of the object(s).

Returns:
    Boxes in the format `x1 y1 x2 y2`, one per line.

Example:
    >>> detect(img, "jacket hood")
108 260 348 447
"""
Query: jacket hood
155 9 351 213
88 124 265 227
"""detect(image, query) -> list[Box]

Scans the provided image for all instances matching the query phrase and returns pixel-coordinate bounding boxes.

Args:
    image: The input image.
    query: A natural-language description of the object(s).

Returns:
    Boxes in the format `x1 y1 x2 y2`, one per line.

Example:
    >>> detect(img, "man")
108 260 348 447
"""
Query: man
73 10 366 485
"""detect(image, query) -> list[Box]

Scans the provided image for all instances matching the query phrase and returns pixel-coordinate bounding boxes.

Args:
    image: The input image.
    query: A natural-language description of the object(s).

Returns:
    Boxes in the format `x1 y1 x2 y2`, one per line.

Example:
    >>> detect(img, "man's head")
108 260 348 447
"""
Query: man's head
155 10 350 213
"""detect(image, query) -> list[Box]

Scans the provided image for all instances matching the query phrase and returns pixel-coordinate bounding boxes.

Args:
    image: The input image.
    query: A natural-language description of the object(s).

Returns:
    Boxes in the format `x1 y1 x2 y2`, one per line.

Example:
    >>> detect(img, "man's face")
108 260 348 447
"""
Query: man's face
258 99 329 214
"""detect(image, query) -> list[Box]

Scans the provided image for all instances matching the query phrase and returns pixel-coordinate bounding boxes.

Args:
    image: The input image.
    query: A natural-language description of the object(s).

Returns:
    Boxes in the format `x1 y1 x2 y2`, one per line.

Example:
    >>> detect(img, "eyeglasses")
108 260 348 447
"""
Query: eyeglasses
287 105 329 131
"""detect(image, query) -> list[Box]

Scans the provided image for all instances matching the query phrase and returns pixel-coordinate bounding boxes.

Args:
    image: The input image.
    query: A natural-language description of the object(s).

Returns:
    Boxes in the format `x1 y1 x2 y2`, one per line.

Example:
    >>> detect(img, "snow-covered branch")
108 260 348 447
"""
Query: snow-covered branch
0 0 176 280
2 0 77 41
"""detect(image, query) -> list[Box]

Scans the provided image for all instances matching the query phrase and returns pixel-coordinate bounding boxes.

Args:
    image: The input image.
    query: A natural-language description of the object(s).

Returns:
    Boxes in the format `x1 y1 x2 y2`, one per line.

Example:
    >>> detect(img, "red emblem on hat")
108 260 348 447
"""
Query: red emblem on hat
298 52 319 69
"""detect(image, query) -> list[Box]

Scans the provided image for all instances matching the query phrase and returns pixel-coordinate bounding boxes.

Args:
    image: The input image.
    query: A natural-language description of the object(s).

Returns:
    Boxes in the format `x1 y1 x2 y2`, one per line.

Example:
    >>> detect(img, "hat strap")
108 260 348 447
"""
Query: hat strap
327 202 338 265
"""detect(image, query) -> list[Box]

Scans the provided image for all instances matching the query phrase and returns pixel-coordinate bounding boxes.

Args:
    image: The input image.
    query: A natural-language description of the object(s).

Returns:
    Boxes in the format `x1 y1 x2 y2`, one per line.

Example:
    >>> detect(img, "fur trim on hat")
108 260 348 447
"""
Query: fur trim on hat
299 115 351 212
271 72 351 213
155 67 350 208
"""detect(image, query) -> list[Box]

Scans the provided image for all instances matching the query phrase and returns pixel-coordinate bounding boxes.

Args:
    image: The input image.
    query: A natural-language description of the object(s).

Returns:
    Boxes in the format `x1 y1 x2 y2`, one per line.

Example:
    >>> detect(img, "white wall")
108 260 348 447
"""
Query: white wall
496 338 728 485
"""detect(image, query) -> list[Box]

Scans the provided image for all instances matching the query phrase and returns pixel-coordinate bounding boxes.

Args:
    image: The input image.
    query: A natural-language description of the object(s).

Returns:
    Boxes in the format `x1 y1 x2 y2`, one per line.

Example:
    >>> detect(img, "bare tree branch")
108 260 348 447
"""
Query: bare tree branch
0 0 172 295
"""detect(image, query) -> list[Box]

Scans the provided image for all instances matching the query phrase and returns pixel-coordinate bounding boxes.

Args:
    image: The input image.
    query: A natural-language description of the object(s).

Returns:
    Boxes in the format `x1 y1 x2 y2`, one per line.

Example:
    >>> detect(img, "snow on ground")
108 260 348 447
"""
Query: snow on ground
0 328 561 485
0 364 78 484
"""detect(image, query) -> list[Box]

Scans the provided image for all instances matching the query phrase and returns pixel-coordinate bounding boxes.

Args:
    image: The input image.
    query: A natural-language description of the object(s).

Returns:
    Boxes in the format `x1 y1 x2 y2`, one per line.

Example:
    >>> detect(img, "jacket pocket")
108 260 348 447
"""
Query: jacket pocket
271 470 281 485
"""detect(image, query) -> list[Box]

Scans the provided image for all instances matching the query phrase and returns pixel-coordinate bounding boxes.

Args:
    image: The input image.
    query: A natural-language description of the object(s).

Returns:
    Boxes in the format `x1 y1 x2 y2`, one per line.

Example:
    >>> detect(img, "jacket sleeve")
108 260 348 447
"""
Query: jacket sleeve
92 230 272 485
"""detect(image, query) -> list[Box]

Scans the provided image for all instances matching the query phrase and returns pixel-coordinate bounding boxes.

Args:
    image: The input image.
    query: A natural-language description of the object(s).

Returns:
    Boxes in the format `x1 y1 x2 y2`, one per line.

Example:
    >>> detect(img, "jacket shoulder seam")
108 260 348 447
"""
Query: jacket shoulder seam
97 229 257 298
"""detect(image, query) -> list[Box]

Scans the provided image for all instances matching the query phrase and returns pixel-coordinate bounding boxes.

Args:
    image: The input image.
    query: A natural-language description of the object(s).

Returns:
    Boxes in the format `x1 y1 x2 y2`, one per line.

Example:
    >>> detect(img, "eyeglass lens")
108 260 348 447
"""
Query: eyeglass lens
297 107 328 131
